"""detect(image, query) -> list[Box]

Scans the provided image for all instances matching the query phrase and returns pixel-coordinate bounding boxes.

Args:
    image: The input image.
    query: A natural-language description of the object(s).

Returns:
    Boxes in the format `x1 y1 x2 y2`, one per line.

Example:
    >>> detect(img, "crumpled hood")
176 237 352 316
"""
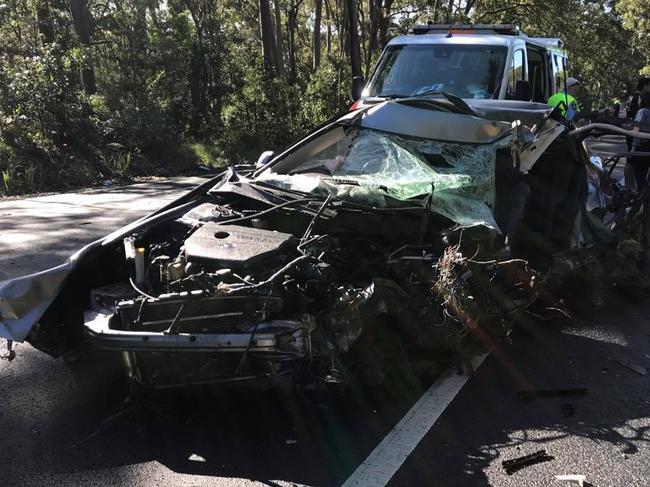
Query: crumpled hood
0 243 96 341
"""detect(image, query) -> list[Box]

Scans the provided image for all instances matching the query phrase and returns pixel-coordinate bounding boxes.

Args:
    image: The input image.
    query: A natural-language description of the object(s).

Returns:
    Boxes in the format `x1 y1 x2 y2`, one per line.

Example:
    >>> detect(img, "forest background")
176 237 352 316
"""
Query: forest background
0 0 648 195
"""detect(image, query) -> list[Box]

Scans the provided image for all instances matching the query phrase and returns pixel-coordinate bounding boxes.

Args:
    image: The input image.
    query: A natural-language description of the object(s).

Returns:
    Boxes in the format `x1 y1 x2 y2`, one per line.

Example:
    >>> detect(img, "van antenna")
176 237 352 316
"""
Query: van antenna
562 57 569 117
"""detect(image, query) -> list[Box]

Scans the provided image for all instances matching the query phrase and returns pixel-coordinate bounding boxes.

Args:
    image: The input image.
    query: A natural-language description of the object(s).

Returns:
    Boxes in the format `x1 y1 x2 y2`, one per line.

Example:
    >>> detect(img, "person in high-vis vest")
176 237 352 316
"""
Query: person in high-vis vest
548 77 581 121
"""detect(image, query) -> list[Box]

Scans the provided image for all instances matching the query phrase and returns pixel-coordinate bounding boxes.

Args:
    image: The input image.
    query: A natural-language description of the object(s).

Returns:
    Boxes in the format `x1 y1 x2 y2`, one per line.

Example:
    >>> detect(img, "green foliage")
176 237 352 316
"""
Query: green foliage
0 0 648 196
617 0 650 73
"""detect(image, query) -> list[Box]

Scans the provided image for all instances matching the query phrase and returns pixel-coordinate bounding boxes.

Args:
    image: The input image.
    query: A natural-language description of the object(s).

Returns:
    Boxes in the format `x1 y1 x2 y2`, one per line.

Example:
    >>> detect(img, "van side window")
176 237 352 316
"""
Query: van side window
553 54 565 92
507 49 525 98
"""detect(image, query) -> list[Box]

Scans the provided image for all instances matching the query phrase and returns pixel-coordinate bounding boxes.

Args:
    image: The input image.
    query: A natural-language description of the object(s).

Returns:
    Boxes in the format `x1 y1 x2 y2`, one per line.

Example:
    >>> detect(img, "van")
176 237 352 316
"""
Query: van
352 24 568 108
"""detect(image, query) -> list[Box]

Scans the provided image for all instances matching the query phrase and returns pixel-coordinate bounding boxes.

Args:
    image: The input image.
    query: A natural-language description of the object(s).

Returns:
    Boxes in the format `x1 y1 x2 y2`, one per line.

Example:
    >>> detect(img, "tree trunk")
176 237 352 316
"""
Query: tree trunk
36 0 54 44
366 0 378 76
325 0 332 56
464 0 477 16
69 0 96 94
273 0 285 75
345 0 361 78
287 0 299 82
447 0 454 23
339 0 348 58
259 0 278 72
313 0 322 70
432 0 440 23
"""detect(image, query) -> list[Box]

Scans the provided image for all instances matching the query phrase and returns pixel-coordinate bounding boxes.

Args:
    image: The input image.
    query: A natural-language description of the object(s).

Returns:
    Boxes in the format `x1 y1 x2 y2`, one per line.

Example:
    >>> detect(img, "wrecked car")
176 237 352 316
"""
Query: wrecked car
1 97 645 389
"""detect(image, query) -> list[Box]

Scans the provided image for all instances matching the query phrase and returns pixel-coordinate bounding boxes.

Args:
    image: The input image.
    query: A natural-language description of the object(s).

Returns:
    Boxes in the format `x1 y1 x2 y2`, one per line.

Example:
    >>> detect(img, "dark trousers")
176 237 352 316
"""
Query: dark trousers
629 153 650 191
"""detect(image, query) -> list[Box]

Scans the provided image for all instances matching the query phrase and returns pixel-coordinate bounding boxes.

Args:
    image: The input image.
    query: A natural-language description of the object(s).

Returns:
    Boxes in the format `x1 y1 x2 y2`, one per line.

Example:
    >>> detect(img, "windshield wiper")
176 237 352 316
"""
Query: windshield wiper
411 88 443 97
372 93 409 100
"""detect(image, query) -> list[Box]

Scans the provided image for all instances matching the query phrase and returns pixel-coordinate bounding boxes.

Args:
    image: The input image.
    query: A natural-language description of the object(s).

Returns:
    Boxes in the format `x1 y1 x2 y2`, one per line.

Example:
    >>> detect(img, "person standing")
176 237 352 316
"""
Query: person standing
628 91 650 192
548 77 581 121
627 77 650 120
627 77 650 151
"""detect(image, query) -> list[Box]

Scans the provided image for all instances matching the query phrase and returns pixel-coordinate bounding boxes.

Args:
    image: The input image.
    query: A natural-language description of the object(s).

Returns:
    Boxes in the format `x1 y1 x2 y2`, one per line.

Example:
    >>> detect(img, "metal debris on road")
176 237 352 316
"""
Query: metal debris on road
502 449 555 475
555 474 588 486
617 360 648 376
0 339 15 361
517 388 588 401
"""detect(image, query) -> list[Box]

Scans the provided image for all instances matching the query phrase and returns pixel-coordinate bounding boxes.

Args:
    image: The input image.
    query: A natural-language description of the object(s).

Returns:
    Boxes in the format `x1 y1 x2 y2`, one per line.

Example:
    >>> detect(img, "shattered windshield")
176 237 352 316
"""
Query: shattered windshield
367 44 507 99
258 126 506 228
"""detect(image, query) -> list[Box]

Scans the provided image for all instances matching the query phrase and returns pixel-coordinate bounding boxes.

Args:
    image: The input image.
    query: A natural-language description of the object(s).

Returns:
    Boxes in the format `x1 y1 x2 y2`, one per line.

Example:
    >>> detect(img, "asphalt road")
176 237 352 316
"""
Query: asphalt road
1 142 650 486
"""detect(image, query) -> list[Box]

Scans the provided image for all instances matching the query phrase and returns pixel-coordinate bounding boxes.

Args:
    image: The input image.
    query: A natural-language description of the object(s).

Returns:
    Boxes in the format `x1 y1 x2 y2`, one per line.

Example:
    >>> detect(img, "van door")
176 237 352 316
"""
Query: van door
550 51 567 95
526 45 550 102
505 46 527 100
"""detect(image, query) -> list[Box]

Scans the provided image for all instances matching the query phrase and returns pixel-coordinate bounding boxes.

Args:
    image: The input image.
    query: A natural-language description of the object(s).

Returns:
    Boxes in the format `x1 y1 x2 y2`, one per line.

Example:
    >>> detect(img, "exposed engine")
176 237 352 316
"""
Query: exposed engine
82 194 540 388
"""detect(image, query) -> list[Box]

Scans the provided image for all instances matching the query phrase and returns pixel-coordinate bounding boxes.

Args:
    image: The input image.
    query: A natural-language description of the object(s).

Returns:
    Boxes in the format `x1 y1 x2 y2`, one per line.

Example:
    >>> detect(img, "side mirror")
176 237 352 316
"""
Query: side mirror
352 75 365 101
256 150 275 169
514 80 531 101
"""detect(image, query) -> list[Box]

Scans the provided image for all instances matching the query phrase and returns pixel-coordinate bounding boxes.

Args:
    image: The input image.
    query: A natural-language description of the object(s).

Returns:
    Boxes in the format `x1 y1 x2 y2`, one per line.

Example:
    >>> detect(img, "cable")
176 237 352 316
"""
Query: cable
129 277 159 301
302 194 333 241
218 197 318 225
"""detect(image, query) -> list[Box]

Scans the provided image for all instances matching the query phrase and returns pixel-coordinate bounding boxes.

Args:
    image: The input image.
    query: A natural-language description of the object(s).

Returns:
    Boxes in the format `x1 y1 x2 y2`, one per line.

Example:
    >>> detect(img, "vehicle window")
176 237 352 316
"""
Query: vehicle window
366 44 507 100
553 53 566 92
526 47 547 102
507 49 525 98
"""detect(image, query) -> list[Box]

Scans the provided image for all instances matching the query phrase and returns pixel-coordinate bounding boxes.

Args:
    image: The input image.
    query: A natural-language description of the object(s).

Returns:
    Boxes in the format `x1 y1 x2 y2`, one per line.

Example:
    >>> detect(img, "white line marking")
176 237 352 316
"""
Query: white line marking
341 351 491 487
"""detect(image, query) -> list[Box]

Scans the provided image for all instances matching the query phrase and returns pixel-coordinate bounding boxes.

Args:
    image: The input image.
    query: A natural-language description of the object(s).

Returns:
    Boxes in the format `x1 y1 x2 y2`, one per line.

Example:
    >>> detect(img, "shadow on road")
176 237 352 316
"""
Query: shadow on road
2 296 649 486
391 300 650 486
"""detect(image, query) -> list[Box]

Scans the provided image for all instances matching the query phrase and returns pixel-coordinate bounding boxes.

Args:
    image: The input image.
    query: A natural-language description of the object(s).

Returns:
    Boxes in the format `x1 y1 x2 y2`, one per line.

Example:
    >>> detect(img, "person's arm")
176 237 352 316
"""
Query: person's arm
632 109 650 149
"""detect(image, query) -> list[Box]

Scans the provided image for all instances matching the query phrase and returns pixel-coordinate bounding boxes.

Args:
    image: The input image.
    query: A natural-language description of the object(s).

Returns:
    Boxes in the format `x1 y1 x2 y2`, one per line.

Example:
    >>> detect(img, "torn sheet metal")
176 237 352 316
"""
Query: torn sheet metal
0 262 73 341
518 118 567 174
0 241 100 342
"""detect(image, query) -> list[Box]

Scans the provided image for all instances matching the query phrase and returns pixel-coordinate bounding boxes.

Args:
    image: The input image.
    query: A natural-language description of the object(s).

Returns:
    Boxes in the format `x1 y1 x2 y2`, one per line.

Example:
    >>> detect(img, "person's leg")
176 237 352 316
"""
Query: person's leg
635 157 650 191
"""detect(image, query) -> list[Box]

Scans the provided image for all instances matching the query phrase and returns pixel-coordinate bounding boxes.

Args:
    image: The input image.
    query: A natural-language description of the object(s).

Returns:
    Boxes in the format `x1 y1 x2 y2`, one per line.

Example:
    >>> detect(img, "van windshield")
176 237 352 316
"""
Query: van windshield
366 44 508 100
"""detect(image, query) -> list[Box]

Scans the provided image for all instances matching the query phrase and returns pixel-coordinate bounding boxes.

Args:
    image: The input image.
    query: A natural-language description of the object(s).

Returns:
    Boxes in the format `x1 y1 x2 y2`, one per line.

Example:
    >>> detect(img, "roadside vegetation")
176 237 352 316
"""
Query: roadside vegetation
0 0 647 196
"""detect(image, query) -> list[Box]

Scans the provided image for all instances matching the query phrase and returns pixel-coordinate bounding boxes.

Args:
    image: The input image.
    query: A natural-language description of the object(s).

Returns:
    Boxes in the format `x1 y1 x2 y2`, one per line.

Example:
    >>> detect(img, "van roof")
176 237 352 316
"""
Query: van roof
387 34 564 51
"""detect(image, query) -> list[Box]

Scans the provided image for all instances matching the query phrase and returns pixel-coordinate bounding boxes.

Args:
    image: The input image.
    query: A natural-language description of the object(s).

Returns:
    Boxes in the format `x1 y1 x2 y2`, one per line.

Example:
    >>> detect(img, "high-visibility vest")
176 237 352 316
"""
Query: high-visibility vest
548 91 578 120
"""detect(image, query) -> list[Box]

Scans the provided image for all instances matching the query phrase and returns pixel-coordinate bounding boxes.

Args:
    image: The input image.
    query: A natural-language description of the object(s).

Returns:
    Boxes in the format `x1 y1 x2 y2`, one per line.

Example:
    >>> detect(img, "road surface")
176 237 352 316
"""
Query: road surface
1 150 649 486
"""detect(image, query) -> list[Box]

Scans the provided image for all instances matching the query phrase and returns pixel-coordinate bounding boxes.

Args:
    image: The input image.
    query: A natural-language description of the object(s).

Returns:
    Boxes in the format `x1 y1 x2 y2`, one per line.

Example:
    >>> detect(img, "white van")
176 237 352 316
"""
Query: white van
352 24 568 108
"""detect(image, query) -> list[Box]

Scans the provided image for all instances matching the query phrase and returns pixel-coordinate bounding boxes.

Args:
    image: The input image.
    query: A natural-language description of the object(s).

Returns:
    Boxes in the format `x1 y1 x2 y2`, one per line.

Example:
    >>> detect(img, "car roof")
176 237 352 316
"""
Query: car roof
387 34 517 47
387 34 564 51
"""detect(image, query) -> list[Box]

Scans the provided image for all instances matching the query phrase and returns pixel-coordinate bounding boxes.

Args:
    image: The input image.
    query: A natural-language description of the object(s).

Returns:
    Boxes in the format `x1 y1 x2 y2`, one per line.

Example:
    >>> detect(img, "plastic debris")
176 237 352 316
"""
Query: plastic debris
502 449 554 475
555 474 587 486
188 453 207 462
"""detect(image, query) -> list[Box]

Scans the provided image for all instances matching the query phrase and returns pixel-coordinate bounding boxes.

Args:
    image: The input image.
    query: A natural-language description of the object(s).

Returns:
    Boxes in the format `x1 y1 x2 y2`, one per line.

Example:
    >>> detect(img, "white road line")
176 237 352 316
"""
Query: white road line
341 351 491 487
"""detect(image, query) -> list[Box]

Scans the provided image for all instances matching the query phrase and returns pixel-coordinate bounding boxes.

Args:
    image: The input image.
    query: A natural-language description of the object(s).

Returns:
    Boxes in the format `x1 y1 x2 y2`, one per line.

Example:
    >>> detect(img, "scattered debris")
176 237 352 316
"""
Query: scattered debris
502 449 554 475
0 339 15 361
560 404 575 417
517 388 588 401
188 453 207 462
555 474 588 486
617 360 648 376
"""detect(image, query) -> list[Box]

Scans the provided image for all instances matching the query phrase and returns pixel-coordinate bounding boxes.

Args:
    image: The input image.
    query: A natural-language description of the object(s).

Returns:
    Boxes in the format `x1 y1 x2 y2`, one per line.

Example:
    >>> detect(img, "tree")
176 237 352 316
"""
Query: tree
69 0 96 94
346 0 362 78
259 0 280 71
313 0 323 69
617 0 650 72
